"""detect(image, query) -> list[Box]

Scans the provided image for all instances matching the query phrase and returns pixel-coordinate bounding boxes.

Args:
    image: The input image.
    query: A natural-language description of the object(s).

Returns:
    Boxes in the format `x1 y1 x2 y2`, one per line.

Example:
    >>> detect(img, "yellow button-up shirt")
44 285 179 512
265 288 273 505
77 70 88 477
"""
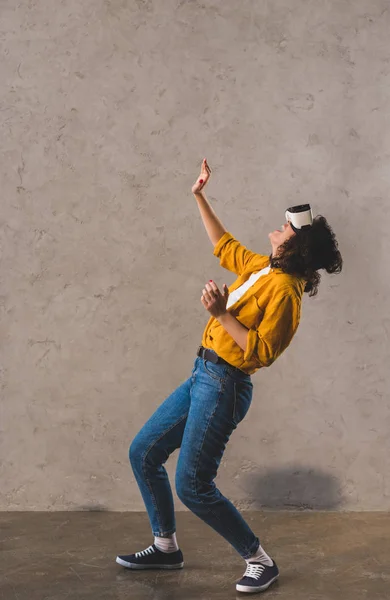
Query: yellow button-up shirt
200 232 306 375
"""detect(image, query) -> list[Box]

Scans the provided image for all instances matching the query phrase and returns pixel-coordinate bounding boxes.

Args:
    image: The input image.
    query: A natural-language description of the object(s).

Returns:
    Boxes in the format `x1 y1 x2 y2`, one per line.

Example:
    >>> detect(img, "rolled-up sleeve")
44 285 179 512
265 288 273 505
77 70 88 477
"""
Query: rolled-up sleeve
213 232 269 276
242 288 300 368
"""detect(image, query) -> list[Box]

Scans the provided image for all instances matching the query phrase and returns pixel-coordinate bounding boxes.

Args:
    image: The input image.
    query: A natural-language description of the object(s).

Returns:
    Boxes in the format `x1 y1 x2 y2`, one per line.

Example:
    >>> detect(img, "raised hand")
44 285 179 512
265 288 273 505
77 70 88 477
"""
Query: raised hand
192 158 212 194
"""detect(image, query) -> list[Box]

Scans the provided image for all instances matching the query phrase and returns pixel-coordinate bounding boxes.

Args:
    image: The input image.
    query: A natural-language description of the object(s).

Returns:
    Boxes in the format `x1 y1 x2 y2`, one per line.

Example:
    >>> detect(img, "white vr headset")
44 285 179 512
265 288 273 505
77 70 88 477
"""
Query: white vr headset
285 204 313 233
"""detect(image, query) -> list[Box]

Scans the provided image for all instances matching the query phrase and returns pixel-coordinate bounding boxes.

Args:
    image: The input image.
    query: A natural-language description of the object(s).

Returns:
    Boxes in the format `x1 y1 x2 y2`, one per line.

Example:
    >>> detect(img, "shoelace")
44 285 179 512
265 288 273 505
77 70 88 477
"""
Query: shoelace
244 562 266 580
135 545 156 558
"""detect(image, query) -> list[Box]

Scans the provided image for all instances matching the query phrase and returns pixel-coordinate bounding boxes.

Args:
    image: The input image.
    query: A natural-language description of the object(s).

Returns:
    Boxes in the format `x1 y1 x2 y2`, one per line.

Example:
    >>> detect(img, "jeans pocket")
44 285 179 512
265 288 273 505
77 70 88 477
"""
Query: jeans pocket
203 359 225 382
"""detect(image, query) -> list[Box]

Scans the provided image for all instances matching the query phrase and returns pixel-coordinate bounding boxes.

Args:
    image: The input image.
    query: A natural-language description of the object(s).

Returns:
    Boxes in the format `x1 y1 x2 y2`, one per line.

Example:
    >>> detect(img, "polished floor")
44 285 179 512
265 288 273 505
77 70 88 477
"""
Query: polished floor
1 511 389 599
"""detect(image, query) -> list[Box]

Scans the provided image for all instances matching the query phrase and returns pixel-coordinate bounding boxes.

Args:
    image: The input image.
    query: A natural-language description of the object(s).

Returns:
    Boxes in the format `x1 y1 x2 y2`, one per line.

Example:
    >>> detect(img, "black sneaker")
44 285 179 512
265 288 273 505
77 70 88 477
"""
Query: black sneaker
236 560 279 593
116 544 184 570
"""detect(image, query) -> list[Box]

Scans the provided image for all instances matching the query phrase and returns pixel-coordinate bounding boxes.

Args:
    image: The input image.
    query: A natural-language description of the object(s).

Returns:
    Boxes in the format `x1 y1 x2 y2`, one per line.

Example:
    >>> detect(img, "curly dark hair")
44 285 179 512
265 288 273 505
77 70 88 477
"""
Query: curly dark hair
270 215 343 297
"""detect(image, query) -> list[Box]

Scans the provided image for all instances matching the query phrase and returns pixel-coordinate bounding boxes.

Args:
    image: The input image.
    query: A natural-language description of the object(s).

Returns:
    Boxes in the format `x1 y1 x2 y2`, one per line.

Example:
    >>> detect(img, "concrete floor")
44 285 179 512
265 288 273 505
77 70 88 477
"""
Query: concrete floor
0 512 389 600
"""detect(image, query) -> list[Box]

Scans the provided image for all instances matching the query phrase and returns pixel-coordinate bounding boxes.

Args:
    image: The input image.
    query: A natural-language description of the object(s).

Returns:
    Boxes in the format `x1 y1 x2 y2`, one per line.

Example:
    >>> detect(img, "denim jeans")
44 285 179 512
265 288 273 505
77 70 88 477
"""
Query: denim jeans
129 351 260 559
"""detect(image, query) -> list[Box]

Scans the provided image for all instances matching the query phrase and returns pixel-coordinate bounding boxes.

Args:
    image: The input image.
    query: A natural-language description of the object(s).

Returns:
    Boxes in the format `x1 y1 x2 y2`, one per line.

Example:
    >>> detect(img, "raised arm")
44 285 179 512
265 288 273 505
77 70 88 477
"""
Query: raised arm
192 158 227 247
192 158 268 275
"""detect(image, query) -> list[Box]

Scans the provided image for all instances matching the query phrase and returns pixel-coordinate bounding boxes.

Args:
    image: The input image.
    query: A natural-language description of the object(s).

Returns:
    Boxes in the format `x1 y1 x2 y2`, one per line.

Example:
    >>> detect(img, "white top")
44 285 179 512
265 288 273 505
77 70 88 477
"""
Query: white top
226 265 271 309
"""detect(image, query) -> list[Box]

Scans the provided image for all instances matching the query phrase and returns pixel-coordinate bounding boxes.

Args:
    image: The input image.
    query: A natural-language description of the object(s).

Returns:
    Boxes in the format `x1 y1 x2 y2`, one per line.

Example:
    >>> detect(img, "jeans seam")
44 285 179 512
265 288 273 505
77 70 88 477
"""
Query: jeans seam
191 377 225 498
190 376 255 557
233 381 237 425
141 413 188 536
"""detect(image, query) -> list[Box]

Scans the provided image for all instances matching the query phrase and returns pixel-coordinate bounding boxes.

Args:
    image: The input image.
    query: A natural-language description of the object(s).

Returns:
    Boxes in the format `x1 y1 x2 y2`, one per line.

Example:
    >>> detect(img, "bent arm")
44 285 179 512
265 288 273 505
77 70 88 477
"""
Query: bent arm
242 289 300 368
216 286 301 362
217 311 249 352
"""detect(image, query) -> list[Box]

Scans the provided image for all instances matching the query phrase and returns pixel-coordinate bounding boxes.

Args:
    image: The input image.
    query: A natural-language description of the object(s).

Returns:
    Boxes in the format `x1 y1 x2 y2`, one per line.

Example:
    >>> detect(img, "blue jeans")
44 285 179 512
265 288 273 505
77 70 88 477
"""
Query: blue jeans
129 352 260 559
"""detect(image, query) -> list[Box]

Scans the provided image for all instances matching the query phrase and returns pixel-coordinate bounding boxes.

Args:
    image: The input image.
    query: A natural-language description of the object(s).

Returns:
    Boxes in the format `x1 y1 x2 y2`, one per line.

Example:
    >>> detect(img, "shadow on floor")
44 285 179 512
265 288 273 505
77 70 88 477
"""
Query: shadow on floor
243 465 343 509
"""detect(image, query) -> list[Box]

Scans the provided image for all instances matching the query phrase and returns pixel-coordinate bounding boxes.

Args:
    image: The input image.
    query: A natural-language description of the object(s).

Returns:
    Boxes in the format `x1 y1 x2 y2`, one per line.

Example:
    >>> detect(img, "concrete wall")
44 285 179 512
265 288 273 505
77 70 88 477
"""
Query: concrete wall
1 0 389 511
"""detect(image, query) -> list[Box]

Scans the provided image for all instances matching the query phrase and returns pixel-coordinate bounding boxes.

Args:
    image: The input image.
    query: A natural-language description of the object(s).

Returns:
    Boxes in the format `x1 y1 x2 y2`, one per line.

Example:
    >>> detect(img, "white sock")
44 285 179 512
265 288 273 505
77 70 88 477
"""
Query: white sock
154 532 179 553
246 543 273 567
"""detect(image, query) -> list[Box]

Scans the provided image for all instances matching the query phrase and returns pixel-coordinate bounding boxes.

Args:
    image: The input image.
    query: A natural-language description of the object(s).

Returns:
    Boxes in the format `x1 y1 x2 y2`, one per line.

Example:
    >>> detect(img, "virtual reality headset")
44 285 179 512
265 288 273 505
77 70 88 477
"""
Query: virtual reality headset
285 204 313 232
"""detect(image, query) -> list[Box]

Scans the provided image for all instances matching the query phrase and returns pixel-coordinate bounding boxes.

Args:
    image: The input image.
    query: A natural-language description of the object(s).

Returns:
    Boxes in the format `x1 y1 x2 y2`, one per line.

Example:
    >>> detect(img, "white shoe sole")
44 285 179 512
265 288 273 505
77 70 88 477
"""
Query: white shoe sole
236 574 279 593
116 556 184 570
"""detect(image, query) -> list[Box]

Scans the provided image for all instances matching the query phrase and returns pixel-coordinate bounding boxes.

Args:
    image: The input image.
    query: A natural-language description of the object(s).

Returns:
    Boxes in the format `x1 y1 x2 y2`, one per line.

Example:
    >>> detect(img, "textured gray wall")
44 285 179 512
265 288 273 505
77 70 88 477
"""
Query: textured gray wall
1 0 389 511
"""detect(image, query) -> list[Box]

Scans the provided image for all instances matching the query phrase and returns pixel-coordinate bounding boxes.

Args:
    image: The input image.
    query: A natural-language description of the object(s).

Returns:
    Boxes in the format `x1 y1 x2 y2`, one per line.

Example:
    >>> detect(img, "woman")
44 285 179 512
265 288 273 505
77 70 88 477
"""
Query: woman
116 159 343 594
